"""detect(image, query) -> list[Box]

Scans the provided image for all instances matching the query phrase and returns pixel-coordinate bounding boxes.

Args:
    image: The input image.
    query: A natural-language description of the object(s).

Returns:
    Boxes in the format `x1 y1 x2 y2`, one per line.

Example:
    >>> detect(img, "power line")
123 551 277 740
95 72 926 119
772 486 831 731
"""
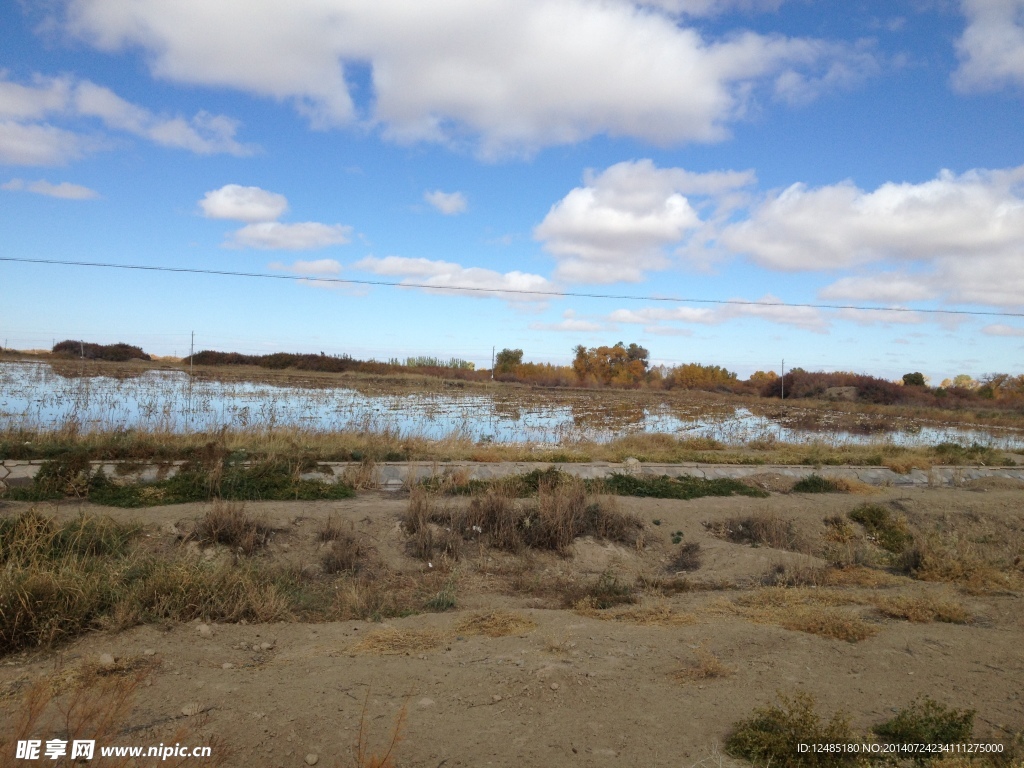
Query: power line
3 255 1024 319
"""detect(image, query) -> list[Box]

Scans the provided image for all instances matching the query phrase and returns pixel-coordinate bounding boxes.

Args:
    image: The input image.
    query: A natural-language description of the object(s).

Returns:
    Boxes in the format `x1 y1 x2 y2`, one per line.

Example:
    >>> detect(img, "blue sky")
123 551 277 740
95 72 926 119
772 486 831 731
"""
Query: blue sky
2 0 1024 380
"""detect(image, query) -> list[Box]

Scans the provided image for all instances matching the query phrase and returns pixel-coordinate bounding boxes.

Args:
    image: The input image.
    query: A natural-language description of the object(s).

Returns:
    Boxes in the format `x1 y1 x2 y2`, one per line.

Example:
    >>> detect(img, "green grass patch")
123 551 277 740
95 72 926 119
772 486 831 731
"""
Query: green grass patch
873 697 975 757
849 504 913 554
598 473 769 500
726 692 859 767
3 456 355 507
792 474 843 493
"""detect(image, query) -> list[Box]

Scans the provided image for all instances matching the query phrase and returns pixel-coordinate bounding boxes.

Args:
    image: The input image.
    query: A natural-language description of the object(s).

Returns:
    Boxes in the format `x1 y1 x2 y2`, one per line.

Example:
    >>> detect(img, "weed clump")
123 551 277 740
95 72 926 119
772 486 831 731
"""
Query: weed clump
564 571 637 610
792 474 844 493
726 692 859 767
600 473 768 500
321 534 368 574
189 501 273 554
874 697 975 750
667 541 703 572
849 504 913 554
705 512 809 553
406 478 646 556
4 454 356 507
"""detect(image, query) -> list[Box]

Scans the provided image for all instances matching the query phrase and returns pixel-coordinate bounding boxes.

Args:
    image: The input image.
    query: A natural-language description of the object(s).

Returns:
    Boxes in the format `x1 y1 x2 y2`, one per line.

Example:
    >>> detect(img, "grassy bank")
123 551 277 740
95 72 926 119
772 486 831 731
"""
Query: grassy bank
1 424 1016 472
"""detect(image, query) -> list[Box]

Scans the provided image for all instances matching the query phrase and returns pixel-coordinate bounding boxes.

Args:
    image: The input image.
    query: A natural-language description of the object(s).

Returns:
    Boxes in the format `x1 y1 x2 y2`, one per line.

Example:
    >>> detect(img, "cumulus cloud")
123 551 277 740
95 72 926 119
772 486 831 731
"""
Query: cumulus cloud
0 71 253 165
354 255 552 302
535 160 754 283
633 0 787 16
530 309 604 332
0 120 92 165
607 296 826 332
819 274 938 303
716 165 1024 309
229 222 352 250
58 0 876 155
200 184 289 222
268 258 343 275
952 0 1024 91
424 189 468 215
2 178 100 199
982 323 1024 336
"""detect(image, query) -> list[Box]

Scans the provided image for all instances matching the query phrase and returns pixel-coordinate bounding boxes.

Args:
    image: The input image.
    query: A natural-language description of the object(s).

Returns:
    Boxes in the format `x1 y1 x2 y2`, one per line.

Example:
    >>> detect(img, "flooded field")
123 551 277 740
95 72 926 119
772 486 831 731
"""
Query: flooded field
2 361 1023 449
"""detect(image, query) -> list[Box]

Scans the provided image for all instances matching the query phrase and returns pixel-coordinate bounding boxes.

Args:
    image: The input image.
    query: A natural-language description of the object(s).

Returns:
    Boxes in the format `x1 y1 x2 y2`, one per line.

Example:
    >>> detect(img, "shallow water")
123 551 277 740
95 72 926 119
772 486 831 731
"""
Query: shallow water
2 361 1022 449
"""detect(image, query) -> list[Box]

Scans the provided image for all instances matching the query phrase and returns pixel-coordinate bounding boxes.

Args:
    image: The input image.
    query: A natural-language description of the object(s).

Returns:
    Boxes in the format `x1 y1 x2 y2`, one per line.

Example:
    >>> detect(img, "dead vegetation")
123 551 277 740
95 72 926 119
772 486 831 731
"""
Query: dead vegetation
704 511 810 553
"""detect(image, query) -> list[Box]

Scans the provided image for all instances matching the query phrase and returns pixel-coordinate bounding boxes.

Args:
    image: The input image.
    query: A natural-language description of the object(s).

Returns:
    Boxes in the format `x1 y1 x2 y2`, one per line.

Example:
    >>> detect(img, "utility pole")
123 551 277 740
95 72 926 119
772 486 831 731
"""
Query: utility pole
190 331 194 377
491 346 495 380
80 340 84 359
781 358 785 400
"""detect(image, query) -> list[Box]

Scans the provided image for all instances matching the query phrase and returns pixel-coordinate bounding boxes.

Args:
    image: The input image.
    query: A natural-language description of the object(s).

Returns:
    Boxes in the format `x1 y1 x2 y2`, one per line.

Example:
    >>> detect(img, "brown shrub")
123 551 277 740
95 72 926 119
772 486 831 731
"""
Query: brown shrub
705 511 809 553
321 534 367 574
190 501 272 554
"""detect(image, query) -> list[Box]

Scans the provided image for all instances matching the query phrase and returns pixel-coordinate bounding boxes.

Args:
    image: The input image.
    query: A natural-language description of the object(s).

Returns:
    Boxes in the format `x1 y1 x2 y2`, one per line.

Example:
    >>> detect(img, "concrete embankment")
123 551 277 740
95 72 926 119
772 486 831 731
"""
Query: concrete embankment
2 458 1023 492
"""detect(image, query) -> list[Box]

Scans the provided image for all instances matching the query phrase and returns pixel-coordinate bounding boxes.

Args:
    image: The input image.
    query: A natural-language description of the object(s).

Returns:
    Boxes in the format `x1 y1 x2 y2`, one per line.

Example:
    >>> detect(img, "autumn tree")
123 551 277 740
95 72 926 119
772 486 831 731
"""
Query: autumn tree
572 342 649 387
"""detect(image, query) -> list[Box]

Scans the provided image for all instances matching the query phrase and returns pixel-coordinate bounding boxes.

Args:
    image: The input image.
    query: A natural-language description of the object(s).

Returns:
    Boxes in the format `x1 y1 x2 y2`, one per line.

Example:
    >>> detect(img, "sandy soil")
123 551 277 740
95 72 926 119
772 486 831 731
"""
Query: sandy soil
1 487 1022 767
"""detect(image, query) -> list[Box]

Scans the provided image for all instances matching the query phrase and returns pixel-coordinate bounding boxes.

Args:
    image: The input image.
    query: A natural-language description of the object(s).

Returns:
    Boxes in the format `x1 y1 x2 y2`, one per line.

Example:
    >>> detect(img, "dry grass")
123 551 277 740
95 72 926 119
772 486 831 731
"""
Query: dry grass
583 601 698 626
0 669 227 768
668 541 703 572
189 500 273 555
673 644 733 683
406 477 646 557
351 688 406 768
777 608 879 642
726 588 878 642
321 534 369 574
454 610 537 637
872 592 972 624
704 511 810 553
342 457 380 490
348 627 446 655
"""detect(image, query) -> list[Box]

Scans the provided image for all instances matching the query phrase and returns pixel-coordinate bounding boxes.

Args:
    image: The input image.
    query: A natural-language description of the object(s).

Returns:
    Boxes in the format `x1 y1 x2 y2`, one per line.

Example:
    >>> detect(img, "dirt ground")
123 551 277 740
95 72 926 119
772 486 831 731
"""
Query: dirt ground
2 486 1022 767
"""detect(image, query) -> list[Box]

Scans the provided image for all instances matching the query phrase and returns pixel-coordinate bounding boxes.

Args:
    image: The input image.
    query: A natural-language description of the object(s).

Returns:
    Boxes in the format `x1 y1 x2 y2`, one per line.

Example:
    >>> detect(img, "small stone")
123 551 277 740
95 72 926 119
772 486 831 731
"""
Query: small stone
304 754 319 766
143 649 156 656
222 663 235 670
259 642 274 651
492 695 503 703
550 683 559 691
197 624 212 638
181 702 205 717
98 653 116 668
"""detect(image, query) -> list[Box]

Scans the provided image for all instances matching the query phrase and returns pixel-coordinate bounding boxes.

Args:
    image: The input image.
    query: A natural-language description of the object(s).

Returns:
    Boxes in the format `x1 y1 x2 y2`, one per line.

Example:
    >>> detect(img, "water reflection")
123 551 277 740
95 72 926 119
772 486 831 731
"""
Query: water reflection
2 361 1023 449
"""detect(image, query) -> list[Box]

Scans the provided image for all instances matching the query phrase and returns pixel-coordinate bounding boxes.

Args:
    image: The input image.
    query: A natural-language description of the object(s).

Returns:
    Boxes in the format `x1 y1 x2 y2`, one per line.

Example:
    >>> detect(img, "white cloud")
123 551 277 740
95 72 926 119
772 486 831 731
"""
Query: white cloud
200 184 289 222
424 189 468 215
952 0 1024 91
819 274 938 303
2 178 100 199
0 121 92 165
268 258 343 275
609 306 717 324
982 323 1024 336
720 165 1024 265
530 309 604 332
535 160 754 283
354 255 552 301
606 296 826 332
835 308 926 326
229 222 352 250
72 81 253 155
633 0 787 16
0 71 253 165
58 0 875 155
0 74 73 120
